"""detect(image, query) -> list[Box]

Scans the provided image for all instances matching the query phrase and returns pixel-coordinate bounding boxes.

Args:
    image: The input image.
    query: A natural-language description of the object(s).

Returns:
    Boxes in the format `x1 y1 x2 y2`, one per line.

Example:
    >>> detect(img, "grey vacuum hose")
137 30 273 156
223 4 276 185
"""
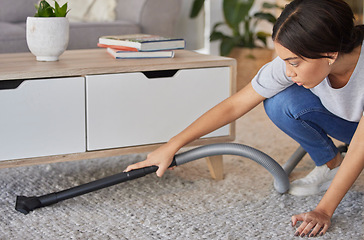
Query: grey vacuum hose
15 143 289 214
175 143 289 193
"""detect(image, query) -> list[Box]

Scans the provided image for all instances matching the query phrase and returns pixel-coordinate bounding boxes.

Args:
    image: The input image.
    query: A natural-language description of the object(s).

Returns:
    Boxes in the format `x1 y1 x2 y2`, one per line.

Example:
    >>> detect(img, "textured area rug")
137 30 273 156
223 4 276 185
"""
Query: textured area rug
1 104 363 239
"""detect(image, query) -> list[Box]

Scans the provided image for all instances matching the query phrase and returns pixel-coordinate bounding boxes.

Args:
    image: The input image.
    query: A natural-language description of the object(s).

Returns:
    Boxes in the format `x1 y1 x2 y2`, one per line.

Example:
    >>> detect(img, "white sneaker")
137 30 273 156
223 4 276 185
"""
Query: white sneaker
289 165 339 196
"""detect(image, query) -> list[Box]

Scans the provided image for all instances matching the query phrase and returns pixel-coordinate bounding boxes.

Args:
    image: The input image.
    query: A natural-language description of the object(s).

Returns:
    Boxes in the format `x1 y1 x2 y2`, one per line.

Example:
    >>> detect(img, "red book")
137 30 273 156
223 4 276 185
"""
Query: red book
97 43 138 52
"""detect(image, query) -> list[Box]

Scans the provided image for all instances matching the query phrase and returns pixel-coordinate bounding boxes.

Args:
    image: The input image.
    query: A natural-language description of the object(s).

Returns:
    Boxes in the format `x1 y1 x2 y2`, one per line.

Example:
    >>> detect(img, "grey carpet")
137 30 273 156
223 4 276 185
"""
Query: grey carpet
1 104 363 239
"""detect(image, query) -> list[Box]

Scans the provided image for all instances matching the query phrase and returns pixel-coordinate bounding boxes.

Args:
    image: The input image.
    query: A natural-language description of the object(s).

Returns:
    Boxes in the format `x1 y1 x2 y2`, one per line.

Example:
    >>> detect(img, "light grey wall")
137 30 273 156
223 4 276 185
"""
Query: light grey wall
174 0 205 50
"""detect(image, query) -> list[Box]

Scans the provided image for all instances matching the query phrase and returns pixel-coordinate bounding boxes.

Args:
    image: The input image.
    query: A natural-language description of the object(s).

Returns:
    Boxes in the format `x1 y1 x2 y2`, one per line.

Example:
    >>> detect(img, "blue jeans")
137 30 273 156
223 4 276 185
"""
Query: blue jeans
264 84 358 166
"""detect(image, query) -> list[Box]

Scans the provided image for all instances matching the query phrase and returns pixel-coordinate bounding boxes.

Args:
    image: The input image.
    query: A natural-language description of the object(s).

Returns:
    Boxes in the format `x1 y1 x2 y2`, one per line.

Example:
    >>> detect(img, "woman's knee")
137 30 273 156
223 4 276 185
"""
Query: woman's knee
264 87 297 124
264 85 322 124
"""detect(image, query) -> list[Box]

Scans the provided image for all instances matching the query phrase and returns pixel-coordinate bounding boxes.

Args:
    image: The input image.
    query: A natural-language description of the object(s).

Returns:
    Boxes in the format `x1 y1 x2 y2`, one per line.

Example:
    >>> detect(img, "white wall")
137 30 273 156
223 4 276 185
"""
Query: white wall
174 0 205 51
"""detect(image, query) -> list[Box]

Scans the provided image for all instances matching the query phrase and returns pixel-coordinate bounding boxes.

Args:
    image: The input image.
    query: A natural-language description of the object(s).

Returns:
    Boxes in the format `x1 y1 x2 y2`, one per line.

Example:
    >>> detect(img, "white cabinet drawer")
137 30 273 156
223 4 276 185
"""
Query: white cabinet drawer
0 77 86 161
86 67 231 151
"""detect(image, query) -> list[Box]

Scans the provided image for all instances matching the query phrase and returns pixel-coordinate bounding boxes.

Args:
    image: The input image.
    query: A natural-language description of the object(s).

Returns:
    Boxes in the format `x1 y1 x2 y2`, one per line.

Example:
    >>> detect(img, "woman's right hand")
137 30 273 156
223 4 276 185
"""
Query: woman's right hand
124 143 178 177
291 209 331 237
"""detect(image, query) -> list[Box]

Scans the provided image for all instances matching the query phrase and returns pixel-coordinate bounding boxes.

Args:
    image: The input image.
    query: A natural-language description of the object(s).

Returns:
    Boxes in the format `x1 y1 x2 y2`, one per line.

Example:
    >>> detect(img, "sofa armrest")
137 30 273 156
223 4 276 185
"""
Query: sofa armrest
115 0 182 37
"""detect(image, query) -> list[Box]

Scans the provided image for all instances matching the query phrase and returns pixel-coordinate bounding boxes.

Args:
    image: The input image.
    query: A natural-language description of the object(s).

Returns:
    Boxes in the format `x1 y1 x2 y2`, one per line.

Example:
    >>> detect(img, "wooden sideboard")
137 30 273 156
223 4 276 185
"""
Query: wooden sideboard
0 49 236 179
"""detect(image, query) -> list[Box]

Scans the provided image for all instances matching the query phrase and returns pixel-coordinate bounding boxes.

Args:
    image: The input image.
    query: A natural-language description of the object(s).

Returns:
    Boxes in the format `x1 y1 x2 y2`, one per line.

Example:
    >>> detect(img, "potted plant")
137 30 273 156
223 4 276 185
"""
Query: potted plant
26 0 70 61
190 0 282 90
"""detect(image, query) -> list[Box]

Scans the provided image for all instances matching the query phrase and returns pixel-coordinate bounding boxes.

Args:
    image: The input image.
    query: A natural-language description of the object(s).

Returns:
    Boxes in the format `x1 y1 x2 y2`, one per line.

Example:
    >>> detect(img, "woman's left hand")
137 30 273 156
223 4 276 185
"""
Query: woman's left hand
291 209 331 237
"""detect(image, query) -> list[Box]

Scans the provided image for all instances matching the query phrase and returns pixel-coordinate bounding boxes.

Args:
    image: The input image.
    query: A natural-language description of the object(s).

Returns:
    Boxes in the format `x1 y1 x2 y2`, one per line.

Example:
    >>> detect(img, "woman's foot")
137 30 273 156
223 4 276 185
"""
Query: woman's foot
288 165 339 196
289 152 343 196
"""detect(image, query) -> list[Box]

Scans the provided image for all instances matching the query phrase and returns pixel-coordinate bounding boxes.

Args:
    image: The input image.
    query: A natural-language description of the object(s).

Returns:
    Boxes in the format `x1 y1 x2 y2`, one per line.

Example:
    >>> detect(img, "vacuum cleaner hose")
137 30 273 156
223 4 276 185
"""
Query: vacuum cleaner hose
174 143 289 193
15 143 289 215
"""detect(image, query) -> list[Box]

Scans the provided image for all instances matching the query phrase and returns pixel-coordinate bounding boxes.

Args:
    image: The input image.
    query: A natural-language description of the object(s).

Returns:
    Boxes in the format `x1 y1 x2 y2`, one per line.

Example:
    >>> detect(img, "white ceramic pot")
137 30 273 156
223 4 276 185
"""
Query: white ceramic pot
26 17 69 61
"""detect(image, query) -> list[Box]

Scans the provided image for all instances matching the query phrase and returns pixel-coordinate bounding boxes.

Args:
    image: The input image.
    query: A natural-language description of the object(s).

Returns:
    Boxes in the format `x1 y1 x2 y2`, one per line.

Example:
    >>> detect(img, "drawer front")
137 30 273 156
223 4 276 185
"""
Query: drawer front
86 67 231 151
0 77 86 161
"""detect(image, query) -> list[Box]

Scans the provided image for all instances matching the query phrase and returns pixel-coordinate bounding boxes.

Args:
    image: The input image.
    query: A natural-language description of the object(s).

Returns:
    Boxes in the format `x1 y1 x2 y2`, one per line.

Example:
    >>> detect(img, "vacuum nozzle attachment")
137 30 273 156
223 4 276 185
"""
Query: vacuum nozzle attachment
15 196 42 215
15 165 163 215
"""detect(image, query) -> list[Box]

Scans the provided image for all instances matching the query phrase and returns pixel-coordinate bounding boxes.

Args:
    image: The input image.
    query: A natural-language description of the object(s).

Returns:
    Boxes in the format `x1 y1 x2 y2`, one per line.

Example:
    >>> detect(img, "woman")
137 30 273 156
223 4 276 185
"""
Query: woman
126 0 364 237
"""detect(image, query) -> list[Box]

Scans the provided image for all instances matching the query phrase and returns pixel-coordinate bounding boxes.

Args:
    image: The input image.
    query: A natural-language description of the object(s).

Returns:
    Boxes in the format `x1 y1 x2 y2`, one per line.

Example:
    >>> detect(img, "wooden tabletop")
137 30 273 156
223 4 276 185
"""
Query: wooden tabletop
0 49 236 81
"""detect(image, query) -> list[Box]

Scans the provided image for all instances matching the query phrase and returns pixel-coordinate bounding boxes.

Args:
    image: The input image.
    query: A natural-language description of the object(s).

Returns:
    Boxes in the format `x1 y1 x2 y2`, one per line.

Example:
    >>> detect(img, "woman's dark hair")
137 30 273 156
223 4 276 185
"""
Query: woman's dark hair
272 0 364 59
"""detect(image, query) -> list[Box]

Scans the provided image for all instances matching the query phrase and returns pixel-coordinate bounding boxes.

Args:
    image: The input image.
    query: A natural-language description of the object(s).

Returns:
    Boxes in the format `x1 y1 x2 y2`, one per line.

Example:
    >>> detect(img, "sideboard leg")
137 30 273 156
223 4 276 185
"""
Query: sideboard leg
206 155 224 180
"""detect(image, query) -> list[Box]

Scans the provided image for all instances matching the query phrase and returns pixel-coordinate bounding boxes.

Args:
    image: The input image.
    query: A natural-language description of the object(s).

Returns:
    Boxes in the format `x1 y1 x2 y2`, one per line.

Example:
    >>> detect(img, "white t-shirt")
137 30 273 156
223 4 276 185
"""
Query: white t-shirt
251 41 364 122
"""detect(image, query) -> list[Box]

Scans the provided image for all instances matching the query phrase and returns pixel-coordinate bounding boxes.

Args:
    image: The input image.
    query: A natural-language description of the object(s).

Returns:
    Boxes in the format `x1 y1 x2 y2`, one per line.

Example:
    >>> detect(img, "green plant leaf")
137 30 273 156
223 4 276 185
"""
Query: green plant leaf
210 22 231 42
256 31 271 38
55 1 69 17
210 31 226 41
256 31 271 47
34 0 55 17
254 12 277 24
211 22 224 31
190 0 205 18
223 0 254 31
262 2 285 10
220 37 236 56
34 0 69 17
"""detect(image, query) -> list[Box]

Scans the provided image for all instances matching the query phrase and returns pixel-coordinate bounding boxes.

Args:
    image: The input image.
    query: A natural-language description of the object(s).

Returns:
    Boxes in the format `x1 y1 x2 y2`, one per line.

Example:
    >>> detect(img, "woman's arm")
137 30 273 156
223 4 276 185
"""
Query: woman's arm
292 116 364 237
124 82 266 177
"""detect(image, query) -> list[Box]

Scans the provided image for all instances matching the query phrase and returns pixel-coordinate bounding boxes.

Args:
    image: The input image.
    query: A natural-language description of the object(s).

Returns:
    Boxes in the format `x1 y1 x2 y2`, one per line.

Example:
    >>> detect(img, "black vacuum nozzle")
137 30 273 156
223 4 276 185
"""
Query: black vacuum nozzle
15 196 42 215
15 165 163 215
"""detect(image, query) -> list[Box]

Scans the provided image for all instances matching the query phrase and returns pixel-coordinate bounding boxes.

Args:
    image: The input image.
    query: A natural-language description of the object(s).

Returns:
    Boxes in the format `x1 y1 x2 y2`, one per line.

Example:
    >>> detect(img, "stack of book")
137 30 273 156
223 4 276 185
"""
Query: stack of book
98 34 185 59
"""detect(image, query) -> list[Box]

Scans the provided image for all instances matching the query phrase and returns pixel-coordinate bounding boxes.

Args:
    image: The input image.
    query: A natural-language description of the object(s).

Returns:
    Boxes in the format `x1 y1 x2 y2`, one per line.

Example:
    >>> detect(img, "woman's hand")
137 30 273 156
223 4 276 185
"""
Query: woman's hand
124 143 177 177
291 209 331 237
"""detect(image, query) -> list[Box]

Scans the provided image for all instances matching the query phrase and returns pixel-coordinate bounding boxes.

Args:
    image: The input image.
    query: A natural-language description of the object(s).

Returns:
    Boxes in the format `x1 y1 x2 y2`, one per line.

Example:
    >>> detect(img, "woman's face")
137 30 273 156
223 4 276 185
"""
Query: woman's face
274 42 332 89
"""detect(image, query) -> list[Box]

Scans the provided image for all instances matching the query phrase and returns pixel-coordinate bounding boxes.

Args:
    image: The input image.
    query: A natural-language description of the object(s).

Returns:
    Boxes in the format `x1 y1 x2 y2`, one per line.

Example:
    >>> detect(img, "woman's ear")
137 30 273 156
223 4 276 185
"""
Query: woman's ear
325 52 339 65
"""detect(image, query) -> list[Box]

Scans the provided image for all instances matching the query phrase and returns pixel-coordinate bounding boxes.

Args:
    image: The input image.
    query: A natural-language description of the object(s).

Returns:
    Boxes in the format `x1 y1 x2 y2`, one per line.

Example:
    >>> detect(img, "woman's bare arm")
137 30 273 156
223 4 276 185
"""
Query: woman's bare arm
125 82 266 177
